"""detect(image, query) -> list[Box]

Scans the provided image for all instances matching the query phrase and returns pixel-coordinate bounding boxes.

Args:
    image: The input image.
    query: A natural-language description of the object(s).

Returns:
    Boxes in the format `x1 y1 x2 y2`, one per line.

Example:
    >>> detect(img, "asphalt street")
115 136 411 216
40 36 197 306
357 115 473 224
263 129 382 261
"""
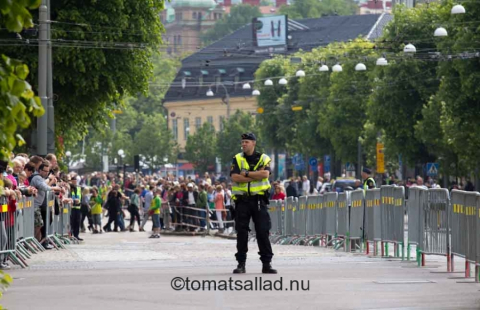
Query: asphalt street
3 225 480 310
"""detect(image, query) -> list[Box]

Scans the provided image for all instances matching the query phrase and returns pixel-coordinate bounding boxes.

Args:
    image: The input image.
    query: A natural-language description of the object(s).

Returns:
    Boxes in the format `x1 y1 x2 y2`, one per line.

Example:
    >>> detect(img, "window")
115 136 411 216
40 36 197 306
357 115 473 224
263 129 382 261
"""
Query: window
177 35 182 47
175 12 183 21
207 116 213 126
193 12 197 19
195 117 201 130
172 119 178 140
219 116 225 131
198 12 202 20
184 118 190 140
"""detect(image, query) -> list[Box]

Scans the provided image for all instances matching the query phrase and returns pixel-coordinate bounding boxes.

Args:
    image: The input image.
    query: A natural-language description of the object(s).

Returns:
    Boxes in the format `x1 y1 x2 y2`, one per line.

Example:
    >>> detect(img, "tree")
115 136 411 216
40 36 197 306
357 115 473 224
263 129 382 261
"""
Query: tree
201 4 262 45
279 0 357 19
366 3 444 167
185 123 217 173
0 1 43 161
134 113 176 170
1 0 165 149
130 52 182 115
216 110 258 171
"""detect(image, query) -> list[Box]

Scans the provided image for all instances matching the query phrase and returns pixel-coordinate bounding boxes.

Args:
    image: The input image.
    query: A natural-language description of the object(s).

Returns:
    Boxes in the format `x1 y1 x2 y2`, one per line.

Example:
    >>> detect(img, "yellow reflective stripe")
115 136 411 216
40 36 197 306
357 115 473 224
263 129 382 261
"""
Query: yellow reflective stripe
1 204 7 213
63 208 68 214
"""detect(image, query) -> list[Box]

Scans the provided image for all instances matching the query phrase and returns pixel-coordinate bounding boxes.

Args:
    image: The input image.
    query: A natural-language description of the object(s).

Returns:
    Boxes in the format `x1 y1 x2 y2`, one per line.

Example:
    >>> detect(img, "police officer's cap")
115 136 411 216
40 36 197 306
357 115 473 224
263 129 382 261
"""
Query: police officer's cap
362 167 372 174
241 133 256 141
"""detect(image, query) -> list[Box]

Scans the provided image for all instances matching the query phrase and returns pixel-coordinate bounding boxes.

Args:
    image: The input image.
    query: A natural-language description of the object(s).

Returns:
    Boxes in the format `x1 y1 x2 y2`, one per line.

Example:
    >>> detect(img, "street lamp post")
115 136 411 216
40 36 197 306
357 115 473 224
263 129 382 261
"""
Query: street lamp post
65 151 71 173
117 149 125 190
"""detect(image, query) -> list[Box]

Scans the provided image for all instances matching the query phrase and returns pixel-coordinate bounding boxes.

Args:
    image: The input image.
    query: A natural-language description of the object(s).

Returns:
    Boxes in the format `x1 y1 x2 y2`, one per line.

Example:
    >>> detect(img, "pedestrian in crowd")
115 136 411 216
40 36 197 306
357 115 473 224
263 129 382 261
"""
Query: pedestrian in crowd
214 185 225 233
307 183 318 196
103 188 125 232
80 187 93 233
196 184 208 232
161 186 172 231
183 183 199 231
272 185 286 200
361 167 376 191
224 183 233 230
301 176 310 196
128 188 141 232
413 176 428 190
89 187 103 234
464 181 475 191
140 186 154 232
316 177 324 192
149 189 162 239
230 132 277 274
286 179 298 198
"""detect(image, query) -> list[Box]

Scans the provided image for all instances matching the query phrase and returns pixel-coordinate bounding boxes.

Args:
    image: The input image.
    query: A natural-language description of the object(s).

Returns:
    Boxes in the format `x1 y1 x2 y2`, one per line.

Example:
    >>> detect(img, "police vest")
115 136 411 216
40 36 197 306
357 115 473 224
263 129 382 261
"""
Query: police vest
71 186 82 209
232 153 271 199
363 177 376 191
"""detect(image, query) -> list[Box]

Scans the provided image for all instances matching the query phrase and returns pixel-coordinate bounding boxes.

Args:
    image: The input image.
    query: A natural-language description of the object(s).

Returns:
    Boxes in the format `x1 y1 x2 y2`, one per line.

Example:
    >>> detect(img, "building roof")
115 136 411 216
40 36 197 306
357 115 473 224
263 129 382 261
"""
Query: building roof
171 0 217 9
165 13 392 103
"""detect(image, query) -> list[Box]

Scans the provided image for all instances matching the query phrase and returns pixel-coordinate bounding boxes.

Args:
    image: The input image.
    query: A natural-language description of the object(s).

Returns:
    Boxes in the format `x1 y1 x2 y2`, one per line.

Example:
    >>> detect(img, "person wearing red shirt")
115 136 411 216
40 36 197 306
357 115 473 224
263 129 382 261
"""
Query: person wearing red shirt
272 185 286 201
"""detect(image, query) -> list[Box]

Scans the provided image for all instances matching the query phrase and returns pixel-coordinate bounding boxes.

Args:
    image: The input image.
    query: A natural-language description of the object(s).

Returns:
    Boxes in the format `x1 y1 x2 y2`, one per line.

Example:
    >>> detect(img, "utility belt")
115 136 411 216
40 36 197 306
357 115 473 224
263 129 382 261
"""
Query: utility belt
235 193 269 205
72 205 81 210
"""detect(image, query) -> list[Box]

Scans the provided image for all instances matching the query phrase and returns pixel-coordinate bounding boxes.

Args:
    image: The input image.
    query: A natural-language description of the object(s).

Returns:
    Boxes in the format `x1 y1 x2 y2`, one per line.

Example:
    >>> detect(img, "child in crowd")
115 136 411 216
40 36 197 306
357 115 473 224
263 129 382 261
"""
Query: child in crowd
149 189 162 239
89 188 103 234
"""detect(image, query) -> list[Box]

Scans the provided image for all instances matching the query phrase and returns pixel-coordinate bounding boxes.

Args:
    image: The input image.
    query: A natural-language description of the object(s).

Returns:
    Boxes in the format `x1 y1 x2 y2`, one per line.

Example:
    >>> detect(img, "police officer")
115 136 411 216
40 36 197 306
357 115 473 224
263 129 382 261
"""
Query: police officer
69 174 83 241
361 167 376 190
230 133 277 274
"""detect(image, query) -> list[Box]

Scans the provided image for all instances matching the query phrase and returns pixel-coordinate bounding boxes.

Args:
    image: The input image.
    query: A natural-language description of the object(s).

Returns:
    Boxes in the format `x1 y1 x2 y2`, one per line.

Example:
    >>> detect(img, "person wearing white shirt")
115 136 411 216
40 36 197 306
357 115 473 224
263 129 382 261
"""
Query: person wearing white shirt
302 176 310 196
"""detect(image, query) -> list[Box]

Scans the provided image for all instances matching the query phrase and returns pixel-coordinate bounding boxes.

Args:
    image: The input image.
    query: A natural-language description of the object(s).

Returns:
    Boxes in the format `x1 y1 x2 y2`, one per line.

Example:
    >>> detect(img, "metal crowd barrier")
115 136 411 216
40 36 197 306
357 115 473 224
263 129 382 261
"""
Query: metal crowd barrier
365 189 381 255
349 190 365 250
336 192 349 250
265 186 479 280
450 190 478 279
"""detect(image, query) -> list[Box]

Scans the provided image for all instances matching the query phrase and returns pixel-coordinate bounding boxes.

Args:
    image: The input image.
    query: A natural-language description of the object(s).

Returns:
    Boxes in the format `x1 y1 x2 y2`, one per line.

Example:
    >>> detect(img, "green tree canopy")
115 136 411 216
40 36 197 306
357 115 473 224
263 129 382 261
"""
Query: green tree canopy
1 0 166 149
185 123 217 173
0 0 43 160
216 110 258 170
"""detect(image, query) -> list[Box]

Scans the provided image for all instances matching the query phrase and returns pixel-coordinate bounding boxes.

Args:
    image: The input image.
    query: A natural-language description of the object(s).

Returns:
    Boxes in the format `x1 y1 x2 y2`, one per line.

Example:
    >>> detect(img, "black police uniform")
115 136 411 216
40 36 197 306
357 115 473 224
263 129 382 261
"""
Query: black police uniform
230 151 274 268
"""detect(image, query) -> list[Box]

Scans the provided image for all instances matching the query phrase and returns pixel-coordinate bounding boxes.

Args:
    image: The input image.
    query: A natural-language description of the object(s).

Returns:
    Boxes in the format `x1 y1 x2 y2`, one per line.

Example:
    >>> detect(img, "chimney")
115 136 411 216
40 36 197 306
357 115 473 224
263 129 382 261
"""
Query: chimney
276 0 287 7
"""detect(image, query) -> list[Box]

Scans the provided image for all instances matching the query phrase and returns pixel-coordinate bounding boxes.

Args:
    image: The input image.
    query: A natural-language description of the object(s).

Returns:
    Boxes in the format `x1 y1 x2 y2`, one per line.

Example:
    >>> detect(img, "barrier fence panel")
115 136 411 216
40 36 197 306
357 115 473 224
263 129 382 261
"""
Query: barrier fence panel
451 190 466 260
407 187 424 246
380 185 395 243
476 194 480 281
420 189 450 268
365 189 381 243
317 195 326 236
393 187 406 243
0 196 25 268
294 196 307 236
464 192 477 266
349 190 364 241
306 195 317 236
336 193 348 238
284 197 295 236
324 192 338 238
268 200 282 236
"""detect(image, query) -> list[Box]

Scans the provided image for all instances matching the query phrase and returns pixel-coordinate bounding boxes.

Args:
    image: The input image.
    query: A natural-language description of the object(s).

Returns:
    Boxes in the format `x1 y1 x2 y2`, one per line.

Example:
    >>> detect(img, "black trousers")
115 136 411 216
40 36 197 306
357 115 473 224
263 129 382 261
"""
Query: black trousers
129 209 141 228
81 204 93 230
234 197 273 264
71 208 82 239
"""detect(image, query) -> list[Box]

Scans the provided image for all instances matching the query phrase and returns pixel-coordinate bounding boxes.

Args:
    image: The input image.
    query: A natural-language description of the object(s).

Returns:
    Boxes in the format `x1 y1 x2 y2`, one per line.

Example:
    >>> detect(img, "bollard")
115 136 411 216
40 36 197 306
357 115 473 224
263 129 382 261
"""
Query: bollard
407 243 411 261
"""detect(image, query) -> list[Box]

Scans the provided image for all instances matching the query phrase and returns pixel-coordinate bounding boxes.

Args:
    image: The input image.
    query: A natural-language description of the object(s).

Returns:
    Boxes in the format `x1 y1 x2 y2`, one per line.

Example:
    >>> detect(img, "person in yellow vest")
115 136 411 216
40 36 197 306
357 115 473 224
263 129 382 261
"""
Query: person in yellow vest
69 175 83 241
361 167 376 191
230 133 276 274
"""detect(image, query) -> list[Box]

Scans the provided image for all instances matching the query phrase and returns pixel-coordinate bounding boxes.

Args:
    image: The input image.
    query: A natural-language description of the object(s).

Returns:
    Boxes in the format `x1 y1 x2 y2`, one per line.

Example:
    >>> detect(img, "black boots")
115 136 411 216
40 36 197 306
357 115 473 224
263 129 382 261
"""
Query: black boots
233 262 278 274
233 262 246 274
262 263 278 274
